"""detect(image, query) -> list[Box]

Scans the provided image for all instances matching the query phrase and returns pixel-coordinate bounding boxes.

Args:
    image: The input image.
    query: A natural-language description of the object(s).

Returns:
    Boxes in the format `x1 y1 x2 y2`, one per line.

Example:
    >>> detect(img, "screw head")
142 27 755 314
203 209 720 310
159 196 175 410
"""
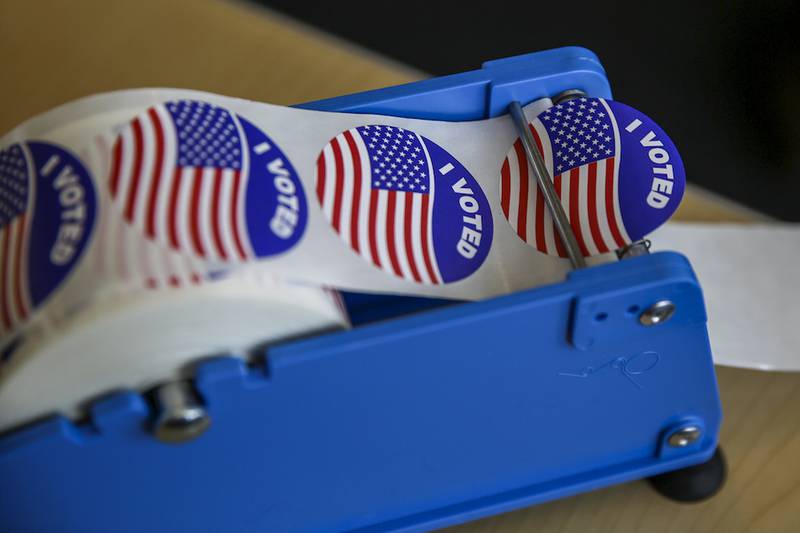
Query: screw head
552 89 588 104
152 381 211 444
154 406 211 444
668 425 702 447
640 300 676 326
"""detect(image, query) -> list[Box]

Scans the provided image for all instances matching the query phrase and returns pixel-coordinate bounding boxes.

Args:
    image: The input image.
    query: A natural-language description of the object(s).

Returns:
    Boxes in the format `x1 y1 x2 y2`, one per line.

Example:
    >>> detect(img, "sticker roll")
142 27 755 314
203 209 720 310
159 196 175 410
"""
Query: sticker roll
0 270 347 431
0 89 691 430
0 97 351 431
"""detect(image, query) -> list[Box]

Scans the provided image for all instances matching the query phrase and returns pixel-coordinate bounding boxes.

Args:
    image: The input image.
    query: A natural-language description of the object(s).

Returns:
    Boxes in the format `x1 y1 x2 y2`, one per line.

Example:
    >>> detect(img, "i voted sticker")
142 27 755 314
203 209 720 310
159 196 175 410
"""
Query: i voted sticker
0 142 96 335
316 125 492 284
108 100 307 263
500 97 685 257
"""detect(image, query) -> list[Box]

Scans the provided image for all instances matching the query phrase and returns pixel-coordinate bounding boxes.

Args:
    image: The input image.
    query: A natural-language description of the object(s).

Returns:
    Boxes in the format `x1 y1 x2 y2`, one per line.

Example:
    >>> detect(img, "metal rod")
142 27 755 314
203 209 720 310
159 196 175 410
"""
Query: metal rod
508 100 587 269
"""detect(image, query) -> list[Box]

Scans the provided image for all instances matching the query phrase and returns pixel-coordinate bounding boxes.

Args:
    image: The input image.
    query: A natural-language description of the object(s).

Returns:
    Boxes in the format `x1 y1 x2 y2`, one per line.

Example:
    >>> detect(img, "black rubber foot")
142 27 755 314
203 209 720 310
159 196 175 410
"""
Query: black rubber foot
648 447 727 503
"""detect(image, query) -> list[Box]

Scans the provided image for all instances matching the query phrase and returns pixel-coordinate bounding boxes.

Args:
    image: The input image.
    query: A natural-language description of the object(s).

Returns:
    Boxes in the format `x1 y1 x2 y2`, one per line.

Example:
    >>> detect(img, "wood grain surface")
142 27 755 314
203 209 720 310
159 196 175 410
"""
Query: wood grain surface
1 1 798 531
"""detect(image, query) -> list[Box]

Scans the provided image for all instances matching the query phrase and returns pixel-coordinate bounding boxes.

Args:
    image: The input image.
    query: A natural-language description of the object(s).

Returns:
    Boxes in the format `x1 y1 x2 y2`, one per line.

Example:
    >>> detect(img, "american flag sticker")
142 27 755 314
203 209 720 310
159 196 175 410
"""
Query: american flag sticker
316 125 492 284
0 141 96 341
500 97 684 257
109 100 307 263
81 132 206 292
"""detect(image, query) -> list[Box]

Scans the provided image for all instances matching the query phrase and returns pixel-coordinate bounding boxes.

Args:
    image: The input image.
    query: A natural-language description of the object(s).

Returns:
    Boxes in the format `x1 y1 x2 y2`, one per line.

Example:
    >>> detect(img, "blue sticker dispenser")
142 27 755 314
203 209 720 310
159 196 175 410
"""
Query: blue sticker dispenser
0 47 722 532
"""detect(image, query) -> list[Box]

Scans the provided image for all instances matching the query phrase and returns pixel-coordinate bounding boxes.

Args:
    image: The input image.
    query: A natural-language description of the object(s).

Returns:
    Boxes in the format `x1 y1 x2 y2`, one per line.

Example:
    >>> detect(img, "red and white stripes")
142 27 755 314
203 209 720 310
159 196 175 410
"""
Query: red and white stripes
108 105 252 264
83 132 203 290
500 118 630 257
316 128 442 284
0 209 31 335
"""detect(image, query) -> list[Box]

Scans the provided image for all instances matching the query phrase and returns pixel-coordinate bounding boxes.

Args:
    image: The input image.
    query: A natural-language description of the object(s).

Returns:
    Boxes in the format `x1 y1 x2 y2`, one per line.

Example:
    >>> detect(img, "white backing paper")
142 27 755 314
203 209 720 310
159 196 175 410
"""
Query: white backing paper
653 222 800 371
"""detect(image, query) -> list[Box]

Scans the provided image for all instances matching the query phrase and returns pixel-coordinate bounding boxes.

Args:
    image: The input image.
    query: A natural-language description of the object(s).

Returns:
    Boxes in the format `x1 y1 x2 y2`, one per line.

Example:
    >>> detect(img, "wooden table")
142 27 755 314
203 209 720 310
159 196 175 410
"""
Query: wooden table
2 1 798 531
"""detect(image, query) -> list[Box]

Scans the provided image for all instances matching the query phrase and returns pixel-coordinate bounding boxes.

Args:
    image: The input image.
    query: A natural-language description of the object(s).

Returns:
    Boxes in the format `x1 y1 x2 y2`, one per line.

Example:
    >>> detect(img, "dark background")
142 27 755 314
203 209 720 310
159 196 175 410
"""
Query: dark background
259 0 799 220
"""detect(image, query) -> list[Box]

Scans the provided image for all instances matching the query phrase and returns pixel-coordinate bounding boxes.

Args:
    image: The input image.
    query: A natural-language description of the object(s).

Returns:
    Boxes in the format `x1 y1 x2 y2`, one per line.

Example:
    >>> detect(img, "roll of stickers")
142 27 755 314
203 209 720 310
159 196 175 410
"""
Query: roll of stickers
0 89 688 430
0 271 348 431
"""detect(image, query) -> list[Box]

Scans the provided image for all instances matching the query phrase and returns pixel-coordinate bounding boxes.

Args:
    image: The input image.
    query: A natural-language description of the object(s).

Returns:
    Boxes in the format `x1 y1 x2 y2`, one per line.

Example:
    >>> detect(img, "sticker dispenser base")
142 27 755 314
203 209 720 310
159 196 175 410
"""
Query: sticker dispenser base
0 47 723 533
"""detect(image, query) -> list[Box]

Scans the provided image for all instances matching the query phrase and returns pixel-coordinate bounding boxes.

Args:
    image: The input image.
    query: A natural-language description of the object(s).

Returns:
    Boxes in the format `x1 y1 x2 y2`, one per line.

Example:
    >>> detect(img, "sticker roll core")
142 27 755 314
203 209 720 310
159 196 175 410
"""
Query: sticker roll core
0 271 347 431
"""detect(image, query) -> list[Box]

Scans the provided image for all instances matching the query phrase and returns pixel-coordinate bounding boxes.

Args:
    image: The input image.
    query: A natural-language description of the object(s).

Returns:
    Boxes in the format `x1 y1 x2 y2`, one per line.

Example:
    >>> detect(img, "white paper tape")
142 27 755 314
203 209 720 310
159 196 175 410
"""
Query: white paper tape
654 222 800 371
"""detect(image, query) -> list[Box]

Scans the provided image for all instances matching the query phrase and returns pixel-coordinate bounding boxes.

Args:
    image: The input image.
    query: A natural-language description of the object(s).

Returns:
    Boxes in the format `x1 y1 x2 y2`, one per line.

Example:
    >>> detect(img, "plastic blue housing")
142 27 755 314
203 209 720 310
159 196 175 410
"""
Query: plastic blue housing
0 48 720 533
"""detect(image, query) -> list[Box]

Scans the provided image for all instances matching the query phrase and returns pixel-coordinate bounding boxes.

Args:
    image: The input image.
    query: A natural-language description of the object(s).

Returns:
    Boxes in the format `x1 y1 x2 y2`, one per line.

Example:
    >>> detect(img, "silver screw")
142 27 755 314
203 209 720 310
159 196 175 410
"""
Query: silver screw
617 239 652 260
552 89 587 104
667 425 702 447
640 300 676 326
152 381 211 444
